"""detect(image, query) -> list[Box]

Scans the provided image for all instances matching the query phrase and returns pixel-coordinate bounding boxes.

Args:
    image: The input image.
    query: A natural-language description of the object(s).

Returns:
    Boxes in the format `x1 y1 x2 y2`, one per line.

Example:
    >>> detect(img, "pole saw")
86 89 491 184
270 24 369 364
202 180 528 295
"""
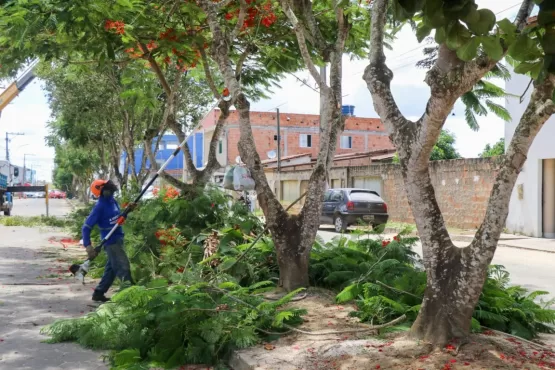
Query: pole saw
70 97 228 284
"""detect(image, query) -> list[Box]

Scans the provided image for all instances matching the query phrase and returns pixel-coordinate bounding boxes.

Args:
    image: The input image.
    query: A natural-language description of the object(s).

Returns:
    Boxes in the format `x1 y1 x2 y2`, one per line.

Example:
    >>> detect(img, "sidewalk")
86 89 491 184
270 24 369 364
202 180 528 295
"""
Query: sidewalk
451 233 555 253
0 225 107 370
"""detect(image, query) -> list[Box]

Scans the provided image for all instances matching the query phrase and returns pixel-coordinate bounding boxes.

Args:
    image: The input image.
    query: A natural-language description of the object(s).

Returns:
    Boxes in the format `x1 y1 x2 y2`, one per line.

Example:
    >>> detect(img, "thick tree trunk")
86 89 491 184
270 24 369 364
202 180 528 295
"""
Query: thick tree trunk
273 214 310 291
363 0 542 346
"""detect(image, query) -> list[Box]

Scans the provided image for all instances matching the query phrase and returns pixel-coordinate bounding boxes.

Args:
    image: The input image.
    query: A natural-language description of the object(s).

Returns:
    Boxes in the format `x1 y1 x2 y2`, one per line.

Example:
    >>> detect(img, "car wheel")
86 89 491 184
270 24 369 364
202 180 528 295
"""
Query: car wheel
334 215 347 233
4 208 11 216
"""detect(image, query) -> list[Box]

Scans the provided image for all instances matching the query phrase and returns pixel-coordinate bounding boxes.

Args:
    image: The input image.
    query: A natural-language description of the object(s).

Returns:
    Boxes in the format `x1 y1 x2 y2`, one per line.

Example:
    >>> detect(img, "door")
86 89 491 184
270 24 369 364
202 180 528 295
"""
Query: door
324 190 343 223
320 190 332 223
353 176 383 196
331 179 341 188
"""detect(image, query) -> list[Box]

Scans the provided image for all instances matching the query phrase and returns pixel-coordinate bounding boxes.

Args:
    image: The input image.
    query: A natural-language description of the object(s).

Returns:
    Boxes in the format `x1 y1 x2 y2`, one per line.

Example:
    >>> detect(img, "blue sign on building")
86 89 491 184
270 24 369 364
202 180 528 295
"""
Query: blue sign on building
120 133 204 174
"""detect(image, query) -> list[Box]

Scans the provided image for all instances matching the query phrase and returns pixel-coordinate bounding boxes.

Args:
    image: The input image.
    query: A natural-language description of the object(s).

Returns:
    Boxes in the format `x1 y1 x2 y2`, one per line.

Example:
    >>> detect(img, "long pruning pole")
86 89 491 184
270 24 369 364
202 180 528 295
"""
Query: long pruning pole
89 99 224 258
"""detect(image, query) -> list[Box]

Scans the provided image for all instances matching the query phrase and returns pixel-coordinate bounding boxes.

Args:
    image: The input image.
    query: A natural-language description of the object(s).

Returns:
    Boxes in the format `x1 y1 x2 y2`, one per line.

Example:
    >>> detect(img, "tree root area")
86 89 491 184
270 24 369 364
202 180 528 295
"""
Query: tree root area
231 290 555 369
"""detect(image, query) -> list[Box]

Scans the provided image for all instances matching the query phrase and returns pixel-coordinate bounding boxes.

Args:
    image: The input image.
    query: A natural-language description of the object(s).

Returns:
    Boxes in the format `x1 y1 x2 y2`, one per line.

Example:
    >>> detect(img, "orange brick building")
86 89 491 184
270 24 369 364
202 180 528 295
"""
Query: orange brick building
193 108 394 168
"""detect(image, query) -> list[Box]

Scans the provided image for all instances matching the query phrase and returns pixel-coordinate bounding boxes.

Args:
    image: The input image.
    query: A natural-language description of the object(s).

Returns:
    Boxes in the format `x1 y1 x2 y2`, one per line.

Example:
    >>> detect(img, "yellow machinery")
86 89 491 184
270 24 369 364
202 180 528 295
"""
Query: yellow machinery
0 64 36 114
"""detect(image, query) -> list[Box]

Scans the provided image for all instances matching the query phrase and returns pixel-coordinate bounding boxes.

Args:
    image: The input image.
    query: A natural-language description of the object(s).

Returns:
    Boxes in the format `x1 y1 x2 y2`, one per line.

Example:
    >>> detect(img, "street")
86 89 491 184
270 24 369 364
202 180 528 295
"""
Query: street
318 228 555 303
0 208 107 369
11 198 72 217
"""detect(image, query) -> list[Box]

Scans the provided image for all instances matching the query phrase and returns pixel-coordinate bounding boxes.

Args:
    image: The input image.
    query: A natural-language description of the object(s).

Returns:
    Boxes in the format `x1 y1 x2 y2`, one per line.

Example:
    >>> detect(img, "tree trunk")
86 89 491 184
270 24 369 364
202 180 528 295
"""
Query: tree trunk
272 214 310 291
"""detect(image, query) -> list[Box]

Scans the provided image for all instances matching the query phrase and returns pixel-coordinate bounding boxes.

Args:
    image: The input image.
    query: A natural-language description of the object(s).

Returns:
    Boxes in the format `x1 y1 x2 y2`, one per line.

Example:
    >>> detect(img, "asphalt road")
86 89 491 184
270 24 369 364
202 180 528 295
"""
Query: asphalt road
318 227 555 303
10 198 72 218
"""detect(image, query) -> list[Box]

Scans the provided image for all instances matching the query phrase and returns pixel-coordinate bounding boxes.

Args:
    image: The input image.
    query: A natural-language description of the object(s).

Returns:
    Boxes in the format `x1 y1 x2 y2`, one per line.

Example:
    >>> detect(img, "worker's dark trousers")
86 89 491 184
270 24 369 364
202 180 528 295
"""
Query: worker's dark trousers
93 239 133 296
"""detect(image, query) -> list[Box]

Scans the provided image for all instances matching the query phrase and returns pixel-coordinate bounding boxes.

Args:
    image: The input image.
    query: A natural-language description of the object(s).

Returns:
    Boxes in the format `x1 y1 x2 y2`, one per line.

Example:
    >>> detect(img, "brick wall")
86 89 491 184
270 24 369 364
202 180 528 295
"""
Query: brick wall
349 157 504 229
264 157 503 230
198 108 394 164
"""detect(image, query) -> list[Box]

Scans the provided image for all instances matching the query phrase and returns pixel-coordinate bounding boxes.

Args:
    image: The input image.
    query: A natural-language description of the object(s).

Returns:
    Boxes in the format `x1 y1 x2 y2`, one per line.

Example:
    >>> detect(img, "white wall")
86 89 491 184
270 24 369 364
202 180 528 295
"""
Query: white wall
505 70 555 237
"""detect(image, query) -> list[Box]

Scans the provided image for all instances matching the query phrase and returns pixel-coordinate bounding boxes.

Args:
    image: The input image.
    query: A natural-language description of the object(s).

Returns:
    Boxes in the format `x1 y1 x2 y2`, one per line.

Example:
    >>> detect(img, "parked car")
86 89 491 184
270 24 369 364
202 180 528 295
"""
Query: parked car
320 188 389 233
24 192 45 198
49 189 67 199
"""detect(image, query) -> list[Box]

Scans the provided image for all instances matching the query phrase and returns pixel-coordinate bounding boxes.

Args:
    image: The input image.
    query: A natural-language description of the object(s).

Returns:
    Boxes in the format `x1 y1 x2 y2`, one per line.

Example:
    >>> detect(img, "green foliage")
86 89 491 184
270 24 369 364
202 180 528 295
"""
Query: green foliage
42 281 305 367
430 130 460 160
475 265 555 339
319 233 555 339
479 138 505 158
392 129 460 163
44 188 299 368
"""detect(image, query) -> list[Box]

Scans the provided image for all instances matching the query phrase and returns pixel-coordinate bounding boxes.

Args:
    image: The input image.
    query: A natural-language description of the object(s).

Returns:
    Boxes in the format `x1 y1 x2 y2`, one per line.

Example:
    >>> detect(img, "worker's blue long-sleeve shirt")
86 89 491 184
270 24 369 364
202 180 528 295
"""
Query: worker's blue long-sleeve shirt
82 196 124 247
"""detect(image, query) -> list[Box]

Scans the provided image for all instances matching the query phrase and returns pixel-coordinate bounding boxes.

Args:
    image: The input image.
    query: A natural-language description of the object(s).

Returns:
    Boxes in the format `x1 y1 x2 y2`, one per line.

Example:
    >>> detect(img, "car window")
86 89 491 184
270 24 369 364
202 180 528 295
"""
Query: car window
330 191 343 202
349 191 382 202
323 191 332 202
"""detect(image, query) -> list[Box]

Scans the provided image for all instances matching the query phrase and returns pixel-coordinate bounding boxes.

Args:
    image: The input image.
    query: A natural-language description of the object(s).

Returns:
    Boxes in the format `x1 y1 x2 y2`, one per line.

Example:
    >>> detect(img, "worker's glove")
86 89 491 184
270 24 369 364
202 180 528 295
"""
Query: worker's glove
85 245 98 260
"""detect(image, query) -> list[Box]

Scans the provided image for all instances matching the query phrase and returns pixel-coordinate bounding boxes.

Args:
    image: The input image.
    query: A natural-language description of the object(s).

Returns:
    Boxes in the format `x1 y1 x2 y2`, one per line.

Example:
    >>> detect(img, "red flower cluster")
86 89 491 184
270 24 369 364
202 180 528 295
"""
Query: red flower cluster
104 20 125 34
163 187 180 201
224 1 277 29
146 40 157 51
159 28 178 41
393 235 400 241
382 240 390 247
124 46 144 59
155 226 178 246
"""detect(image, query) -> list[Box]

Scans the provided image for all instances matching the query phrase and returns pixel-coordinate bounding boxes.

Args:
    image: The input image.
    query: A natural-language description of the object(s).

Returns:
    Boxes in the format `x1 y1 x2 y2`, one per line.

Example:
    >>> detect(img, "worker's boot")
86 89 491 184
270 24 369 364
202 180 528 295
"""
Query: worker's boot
92 293 110 302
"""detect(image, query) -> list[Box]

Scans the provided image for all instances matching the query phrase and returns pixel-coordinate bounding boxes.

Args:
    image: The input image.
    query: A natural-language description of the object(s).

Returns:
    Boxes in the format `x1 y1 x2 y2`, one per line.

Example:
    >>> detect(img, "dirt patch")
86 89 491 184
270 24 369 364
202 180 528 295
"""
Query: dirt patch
231 292 555 370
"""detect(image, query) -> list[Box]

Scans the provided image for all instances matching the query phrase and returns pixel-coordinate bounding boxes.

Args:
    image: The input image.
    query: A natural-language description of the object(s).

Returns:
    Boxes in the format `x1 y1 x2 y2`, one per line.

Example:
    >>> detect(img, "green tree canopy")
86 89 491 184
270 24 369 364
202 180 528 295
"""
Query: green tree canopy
479 138 505 157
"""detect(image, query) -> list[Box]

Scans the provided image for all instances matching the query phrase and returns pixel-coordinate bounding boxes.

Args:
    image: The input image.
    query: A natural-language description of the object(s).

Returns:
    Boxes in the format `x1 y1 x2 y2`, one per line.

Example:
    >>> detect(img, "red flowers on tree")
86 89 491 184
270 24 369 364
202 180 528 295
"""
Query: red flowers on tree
224 1 277 30
104 20 125 35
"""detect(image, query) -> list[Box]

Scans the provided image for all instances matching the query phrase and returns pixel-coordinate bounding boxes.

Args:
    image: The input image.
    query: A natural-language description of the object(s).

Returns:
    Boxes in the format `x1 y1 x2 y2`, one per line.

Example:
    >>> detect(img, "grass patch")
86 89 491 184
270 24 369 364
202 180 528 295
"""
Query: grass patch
0 215 70 228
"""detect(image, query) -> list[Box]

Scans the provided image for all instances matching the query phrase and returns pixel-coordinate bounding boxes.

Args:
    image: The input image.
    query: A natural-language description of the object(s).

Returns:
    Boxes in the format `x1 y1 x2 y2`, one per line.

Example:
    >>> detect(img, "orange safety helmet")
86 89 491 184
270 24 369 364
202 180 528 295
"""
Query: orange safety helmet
90 179 108 198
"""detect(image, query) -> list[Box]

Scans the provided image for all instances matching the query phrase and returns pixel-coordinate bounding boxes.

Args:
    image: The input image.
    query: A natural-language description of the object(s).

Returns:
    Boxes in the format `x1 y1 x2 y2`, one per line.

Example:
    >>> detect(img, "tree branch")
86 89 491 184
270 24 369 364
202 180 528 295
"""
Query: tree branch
280 0 322 89
139 42 172 96
362 0 408 137
198 45 221 98
290 0 328 52
235 46 251 80
231 0 248 42
468 74 555 260
200 100 230 182
514 0 535 31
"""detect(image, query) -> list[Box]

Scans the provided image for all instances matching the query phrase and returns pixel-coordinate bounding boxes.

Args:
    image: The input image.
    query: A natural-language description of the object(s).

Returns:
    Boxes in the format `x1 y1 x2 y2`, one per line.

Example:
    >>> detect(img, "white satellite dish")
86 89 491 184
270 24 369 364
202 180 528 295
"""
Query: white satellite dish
235 156 243 165
267 150 277 159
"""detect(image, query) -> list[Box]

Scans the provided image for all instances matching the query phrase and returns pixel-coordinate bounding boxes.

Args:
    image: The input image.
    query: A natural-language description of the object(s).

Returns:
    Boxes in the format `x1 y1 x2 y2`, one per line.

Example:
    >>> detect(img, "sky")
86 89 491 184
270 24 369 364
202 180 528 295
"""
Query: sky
0 0 524 183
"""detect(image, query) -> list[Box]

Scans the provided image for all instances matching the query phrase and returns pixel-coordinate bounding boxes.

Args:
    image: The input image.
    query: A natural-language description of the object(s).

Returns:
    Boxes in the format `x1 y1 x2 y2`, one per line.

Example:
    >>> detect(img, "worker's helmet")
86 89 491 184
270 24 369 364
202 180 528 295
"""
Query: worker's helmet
90 179 108 198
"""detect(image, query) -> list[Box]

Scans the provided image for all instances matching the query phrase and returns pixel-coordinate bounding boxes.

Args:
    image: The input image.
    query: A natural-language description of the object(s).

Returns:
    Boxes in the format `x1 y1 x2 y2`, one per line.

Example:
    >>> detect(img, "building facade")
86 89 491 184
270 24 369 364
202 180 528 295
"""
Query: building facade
505 68 555 238
193 107 394 169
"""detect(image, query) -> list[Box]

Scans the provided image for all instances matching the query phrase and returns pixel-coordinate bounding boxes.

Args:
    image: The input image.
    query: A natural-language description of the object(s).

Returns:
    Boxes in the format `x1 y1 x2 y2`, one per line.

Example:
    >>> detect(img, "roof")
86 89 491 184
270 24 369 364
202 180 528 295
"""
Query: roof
261 153 310 164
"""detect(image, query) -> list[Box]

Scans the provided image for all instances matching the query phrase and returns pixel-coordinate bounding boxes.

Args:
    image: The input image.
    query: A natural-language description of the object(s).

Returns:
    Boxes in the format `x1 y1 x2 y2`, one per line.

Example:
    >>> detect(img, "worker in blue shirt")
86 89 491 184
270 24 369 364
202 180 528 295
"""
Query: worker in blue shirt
83 179 135 302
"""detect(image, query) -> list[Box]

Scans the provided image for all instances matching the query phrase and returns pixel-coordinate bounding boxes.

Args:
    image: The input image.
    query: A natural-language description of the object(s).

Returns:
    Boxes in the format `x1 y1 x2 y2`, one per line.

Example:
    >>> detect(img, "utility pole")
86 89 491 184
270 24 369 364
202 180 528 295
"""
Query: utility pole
276 108 281 172
5 132 24 161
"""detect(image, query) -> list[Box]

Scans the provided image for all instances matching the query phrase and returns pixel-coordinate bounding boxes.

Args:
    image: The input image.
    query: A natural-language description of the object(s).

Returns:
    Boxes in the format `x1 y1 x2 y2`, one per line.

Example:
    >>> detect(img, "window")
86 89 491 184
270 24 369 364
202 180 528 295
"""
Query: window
218 139 223 154
166 143 178 150
323 190 332 202
330 191 343 202
340 136 352 149
299 134 312 148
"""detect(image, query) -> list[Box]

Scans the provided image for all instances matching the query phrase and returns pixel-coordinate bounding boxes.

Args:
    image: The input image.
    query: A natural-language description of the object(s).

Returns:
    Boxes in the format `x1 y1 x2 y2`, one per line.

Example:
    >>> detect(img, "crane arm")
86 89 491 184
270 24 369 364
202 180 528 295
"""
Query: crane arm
0 66 36 112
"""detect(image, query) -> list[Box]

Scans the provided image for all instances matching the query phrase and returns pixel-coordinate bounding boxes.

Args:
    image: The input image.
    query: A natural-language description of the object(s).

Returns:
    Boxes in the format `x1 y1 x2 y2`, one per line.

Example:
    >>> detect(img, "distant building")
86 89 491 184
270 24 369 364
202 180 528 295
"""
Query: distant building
0 160 35 185
505 64 555 238
119 134 185 180
187 105 394 178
